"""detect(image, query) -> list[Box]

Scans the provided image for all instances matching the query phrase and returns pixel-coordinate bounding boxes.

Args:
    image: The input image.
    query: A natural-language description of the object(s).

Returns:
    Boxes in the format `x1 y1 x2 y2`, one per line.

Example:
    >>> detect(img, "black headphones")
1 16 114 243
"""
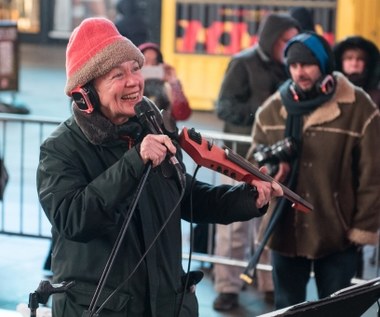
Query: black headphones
71 83 100 114
289 74 336 102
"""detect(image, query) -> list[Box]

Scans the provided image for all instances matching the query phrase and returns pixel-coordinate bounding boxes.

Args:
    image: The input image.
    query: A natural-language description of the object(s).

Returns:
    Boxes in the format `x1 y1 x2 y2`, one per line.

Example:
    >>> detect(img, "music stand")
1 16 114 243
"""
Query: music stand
258 277 380 317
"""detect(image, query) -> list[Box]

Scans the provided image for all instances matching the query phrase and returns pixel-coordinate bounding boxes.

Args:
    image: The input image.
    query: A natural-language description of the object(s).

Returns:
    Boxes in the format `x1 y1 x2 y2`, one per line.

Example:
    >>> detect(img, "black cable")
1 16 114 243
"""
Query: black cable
175 164 201 317
93 174 187 316
85 163 152 316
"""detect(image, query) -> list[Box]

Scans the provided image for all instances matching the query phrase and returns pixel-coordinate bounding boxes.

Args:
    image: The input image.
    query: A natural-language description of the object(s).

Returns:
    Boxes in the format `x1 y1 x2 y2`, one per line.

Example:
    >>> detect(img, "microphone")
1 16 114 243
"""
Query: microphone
134 97 186 188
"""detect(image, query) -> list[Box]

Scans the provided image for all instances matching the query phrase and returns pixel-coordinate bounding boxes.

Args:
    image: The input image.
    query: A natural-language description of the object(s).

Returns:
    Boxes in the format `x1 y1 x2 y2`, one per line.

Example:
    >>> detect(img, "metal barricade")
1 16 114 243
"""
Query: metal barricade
0 114 60 238
0 113 378 281
0 114 253 238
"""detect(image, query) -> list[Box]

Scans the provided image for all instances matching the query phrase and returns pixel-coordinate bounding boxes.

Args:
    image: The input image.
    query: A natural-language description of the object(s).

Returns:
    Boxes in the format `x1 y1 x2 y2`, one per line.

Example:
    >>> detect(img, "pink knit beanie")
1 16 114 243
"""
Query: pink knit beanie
65 17 144 96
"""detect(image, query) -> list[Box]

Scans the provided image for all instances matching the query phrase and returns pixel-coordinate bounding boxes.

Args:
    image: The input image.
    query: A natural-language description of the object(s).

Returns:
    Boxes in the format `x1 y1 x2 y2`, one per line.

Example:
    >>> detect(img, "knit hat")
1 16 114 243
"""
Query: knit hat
284 32 334 75
286 42 319 66
65 17 145 96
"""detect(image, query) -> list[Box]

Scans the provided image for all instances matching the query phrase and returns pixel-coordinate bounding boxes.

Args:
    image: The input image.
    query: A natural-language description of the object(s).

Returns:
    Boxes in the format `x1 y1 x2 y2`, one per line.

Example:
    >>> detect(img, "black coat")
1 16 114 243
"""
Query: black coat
37 115 264 317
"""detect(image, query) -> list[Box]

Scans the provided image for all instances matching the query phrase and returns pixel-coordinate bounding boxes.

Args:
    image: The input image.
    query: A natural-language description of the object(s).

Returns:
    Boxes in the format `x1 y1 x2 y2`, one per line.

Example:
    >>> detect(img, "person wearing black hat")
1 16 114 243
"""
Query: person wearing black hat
333 35 380 108
247 32 380 309
334 35 380 277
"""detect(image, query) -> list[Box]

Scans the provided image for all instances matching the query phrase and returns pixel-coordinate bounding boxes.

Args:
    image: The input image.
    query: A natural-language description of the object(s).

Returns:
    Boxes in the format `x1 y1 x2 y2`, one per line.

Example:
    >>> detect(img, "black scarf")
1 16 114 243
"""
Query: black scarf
279 79 335 140
278 78 335 192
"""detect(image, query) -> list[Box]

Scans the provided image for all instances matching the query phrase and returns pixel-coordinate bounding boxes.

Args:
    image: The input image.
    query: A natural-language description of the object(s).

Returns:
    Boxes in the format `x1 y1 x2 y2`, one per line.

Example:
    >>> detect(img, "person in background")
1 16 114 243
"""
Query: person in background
213 12 300 311
248 31 380 309
36 17 283 317
143 78 172 112
114 0 149 46
138 42 192 122
289 6 315 32
333 35 380 108
333 35 380 275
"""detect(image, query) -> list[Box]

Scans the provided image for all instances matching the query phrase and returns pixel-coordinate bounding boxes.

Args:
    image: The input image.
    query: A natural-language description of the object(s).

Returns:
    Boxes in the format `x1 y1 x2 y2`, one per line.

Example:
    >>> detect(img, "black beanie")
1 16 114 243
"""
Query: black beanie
286 42 319 66
284 32 334 75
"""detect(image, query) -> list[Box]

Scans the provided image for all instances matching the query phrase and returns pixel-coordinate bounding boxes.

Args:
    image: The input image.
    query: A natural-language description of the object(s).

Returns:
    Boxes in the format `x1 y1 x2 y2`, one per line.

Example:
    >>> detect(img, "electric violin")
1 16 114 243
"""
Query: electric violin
179 127 313 213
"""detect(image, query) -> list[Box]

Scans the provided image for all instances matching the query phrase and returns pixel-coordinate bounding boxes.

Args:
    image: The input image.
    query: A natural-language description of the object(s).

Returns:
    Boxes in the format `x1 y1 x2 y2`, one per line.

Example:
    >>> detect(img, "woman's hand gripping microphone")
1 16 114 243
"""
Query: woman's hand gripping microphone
134 97 186 188
140 134 177 168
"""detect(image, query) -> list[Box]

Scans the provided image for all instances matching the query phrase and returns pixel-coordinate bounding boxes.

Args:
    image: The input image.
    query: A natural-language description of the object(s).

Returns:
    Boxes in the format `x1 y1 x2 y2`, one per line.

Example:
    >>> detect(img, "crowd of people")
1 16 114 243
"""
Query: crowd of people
32 5 380 317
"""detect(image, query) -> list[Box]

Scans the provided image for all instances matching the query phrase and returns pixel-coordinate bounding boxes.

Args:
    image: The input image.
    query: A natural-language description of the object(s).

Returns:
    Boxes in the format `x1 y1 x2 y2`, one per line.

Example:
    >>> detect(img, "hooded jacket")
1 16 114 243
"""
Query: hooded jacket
334 36 380 107
37 105 264 317
216 13 299 156
250 72 380 259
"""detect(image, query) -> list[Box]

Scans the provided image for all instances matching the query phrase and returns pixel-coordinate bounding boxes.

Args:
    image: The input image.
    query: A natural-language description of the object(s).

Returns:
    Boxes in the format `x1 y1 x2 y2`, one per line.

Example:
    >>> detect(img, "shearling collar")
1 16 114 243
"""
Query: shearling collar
277 72 357 129
72 103 143 145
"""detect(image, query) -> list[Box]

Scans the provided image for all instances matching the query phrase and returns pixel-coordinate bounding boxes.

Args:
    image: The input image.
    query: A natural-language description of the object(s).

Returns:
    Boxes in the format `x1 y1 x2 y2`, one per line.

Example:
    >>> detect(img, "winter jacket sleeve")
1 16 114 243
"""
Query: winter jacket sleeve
37 136 146 242
180 175 267 224
216 57 255 126
347 97 380 245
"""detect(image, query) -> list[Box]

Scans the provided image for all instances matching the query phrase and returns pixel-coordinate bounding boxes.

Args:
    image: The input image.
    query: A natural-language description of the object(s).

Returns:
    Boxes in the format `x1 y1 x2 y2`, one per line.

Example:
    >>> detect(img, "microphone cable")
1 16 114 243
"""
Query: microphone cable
91 172 186 316
85 162 152 317
175 164 201 317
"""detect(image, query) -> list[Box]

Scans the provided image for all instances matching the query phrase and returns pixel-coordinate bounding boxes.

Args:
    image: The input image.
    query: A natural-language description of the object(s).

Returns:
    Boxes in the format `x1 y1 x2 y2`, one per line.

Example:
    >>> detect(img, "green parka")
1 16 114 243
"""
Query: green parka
37 113 264 317
249 72 380 259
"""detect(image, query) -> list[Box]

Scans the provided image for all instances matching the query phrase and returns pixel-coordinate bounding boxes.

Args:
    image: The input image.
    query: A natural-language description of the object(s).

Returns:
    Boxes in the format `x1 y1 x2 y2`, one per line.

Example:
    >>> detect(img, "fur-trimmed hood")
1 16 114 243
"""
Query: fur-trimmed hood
333 36 380 89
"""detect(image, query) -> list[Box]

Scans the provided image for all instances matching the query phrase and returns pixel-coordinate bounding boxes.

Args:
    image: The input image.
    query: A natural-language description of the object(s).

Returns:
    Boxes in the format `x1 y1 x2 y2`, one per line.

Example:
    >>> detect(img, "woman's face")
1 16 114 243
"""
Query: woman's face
93 60 144 125
142 48 159 66
342 48 367 75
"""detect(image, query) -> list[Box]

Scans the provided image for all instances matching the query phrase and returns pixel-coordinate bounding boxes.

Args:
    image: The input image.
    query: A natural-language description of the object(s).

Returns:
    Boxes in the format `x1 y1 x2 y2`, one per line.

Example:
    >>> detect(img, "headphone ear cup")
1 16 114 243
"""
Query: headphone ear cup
71 84 99 113
290 83 306 101
318 74 335 95
86 84 100 108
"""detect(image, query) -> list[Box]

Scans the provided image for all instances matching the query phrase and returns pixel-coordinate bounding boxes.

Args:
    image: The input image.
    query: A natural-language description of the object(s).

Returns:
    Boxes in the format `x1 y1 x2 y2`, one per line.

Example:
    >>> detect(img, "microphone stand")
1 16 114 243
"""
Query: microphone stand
240 159 299 284
83 163 152 317
240 197 289 284
29 280 75 317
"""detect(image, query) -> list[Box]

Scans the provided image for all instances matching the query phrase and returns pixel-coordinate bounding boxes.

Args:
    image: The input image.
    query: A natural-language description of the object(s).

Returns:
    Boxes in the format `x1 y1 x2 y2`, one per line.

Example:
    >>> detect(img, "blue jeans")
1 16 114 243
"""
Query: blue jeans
272 246 359 309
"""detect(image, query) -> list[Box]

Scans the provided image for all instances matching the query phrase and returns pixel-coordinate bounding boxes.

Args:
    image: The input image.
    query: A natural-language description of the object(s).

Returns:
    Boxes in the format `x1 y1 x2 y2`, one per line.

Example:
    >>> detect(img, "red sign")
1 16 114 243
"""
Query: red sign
0 21 18 91
175 4 335 55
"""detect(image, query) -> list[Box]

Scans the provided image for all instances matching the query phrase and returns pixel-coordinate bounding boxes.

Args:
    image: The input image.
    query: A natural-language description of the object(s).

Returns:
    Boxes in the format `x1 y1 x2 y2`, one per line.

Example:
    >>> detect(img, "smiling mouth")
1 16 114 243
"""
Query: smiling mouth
121 92 139 100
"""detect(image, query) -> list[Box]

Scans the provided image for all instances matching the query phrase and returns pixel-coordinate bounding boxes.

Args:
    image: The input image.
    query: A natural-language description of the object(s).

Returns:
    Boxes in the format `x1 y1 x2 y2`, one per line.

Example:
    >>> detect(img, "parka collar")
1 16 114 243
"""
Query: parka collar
72 103 143 145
